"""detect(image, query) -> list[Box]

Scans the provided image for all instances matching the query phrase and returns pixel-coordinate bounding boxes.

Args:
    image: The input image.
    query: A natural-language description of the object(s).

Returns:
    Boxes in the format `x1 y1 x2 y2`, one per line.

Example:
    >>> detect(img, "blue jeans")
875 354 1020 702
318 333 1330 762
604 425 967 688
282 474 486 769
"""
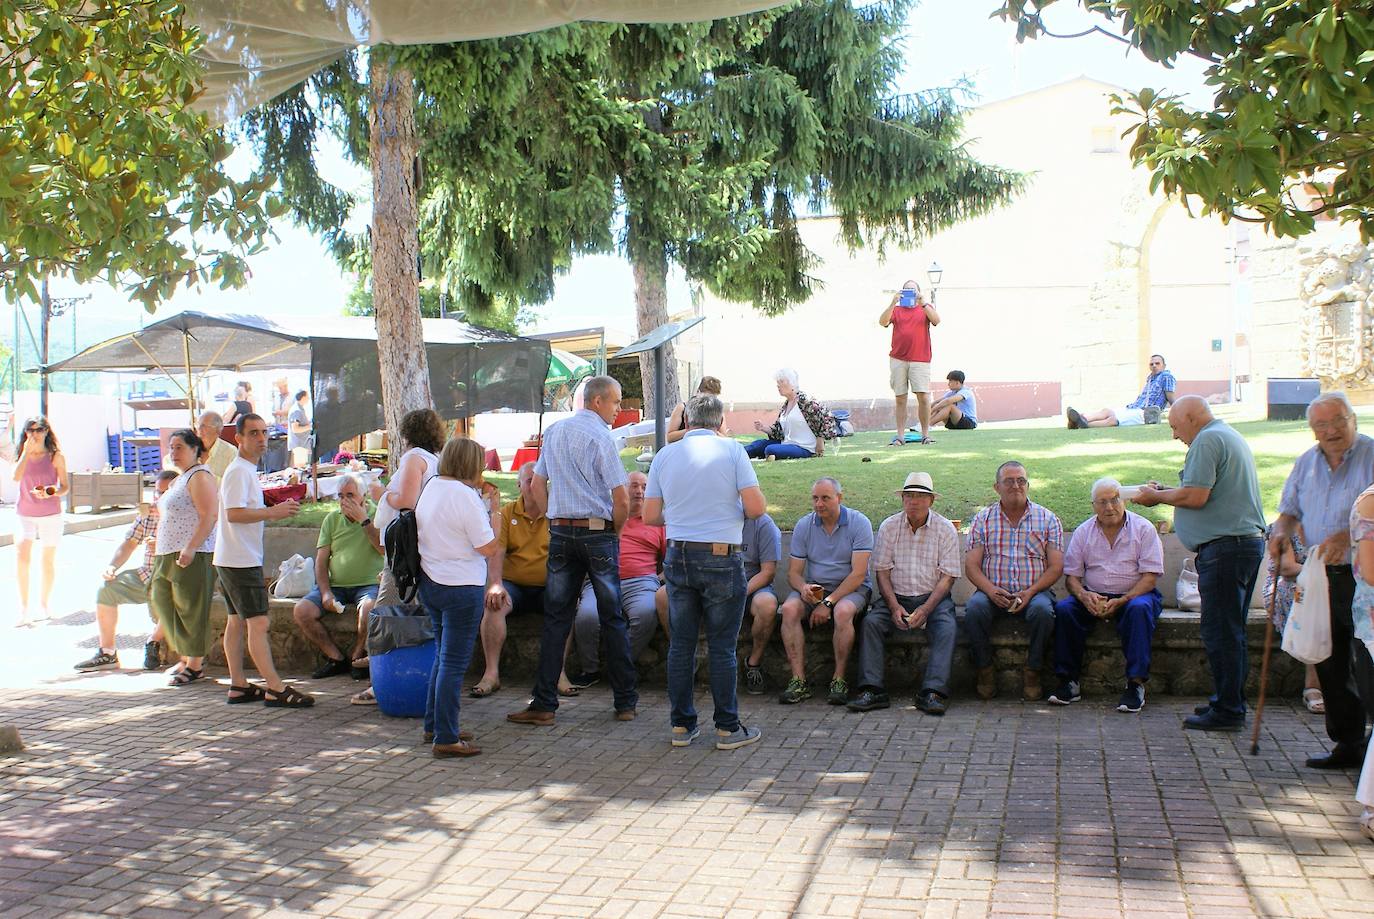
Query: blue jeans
963 589 1055 669
417 573 484 745
1196 536 1264 719
1053 590 1162 682
664 545 747 732
744 439 813 460
531 527 638 713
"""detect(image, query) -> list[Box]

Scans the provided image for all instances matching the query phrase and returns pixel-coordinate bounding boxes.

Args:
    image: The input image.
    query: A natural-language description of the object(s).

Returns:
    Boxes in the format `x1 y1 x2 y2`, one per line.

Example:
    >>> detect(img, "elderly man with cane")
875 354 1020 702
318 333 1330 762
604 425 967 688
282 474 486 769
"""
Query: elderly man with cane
1268 392 1374 767
645 393 768 749
1133 395 1267 731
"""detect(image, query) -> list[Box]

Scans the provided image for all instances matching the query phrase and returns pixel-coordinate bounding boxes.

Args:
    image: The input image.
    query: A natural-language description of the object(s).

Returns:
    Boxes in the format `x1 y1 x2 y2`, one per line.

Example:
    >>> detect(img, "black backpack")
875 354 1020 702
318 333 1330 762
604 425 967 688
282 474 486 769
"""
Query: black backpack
383 479 431 605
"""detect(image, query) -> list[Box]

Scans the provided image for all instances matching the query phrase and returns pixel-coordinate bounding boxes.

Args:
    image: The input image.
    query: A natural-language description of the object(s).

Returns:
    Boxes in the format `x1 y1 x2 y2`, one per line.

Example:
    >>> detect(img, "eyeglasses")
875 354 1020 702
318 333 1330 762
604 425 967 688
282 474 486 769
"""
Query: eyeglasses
1311 416 1351 432
25 425 47 433
1092 496 1123 506
999 477 1029 487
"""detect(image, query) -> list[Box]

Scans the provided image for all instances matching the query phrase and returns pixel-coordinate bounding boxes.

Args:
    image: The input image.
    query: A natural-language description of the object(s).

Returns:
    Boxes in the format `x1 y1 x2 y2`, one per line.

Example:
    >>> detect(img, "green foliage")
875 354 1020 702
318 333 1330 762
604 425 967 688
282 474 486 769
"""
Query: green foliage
342 275 532 333
996 1 1374 240
250 2 1020 317
0 0 280 310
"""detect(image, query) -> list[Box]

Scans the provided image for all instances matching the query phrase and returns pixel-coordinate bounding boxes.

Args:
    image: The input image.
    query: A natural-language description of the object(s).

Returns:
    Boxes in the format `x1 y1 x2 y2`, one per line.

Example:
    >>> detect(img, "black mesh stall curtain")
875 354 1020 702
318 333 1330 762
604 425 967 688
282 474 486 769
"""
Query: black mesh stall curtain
309 338 551 455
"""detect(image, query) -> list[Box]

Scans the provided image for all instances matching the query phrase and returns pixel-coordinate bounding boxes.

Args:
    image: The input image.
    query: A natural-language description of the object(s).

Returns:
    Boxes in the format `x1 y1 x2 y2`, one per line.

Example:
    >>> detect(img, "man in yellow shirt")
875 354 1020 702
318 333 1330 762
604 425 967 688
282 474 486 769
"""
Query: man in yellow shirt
470 461 549 697
197 412 238 480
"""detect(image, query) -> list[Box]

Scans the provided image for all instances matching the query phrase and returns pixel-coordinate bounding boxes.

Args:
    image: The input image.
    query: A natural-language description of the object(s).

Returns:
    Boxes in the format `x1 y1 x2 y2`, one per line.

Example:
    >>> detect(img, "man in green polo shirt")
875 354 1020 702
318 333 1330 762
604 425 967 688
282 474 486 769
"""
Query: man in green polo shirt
1133 395 1266 732
292 474 385 679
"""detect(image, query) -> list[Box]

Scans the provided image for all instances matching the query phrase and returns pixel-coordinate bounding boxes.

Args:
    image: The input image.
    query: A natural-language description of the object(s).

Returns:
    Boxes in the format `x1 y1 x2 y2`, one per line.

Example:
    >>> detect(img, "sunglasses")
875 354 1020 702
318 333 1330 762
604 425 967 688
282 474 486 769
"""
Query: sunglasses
26 425 47 433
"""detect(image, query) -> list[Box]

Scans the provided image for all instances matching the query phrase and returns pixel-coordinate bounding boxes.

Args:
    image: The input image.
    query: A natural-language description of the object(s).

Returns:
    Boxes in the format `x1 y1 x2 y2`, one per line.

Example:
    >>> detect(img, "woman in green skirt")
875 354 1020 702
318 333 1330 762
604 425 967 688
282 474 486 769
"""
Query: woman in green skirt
151 429 219 686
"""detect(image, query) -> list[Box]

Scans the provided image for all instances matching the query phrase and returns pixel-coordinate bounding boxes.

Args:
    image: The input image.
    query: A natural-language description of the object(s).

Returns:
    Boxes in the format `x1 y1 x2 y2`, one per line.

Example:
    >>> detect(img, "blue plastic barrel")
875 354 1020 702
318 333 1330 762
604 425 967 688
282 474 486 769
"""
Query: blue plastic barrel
370 640 436 718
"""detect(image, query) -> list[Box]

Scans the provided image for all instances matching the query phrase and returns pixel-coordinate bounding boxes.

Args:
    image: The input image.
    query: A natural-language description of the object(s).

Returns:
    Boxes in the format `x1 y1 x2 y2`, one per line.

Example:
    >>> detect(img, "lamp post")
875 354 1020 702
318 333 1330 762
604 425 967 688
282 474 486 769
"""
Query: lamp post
927 261 943 305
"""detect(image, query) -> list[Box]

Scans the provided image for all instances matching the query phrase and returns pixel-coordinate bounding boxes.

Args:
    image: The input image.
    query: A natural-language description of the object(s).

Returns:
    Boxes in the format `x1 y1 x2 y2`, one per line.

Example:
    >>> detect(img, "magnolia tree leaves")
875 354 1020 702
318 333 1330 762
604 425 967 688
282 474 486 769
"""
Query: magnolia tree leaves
0 0 279 310
996 0 1374 240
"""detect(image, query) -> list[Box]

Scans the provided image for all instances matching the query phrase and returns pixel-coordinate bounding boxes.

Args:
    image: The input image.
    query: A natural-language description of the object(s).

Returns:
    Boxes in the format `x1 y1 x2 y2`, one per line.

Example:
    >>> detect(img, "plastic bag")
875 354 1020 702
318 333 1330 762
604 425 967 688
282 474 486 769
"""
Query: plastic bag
1176 558 1201 611
367 605 435 656
271 553 315 598
1281 554 1333 664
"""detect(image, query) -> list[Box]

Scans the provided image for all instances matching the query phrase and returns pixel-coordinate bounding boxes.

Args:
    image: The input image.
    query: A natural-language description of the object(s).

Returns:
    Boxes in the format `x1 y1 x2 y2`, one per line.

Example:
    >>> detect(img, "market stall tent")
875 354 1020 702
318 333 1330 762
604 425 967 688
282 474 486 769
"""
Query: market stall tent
40 311 551 452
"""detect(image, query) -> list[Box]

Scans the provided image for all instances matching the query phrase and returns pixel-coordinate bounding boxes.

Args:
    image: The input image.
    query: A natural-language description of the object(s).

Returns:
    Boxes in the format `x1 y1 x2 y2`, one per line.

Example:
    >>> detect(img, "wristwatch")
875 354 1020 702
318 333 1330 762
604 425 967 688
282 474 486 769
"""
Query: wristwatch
822 597 835 610
360 517 372 529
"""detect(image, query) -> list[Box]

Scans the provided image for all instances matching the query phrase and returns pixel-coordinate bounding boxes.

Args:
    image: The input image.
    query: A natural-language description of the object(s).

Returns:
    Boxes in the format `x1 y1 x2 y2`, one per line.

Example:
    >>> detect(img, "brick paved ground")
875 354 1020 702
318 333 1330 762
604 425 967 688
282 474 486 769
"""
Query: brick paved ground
2 526 1373 918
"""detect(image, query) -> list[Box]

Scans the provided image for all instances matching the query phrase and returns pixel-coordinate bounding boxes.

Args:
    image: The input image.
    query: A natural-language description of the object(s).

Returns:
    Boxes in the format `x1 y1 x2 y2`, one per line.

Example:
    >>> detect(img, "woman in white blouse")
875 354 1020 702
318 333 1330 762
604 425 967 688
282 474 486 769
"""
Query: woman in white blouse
744 368 835 459
415 436 502 758
151 429 219 686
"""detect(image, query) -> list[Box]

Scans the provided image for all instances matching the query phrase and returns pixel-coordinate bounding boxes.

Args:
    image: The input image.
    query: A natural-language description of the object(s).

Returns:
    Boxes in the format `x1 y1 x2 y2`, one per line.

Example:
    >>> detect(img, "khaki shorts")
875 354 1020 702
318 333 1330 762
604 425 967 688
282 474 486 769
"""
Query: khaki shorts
96 570 150 607
889 358 931 395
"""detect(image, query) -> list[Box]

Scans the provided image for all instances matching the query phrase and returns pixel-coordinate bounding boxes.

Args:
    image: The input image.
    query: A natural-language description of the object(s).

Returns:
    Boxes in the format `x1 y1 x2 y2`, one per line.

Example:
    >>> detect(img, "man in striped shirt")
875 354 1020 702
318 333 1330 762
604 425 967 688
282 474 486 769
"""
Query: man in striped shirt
964 460 1065 702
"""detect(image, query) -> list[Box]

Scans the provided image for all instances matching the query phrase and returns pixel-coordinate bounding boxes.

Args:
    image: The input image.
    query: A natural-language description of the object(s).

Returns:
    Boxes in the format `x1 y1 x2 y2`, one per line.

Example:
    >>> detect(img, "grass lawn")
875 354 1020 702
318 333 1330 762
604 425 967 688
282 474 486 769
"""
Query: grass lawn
677 418 1322 532
272 416 1329 533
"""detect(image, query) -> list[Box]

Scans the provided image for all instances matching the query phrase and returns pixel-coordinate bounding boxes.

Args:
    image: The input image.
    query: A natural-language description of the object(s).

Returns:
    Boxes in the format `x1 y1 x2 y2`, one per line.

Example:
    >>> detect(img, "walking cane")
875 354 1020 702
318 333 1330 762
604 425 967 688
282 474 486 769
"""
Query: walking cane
1249 572 1278 756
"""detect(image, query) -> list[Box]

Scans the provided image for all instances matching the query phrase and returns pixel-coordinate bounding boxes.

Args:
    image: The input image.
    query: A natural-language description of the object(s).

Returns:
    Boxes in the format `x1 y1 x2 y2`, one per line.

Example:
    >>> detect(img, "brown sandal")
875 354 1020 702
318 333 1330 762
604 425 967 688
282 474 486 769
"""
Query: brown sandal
227 684 267 704
264 685 316 708
468 680 500 698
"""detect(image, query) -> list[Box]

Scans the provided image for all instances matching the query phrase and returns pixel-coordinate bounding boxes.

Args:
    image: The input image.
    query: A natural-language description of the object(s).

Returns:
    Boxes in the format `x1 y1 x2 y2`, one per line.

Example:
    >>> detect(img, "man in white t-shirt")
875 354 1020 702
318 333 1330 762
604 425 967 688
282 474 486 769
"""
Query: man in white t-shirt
215 413 314 708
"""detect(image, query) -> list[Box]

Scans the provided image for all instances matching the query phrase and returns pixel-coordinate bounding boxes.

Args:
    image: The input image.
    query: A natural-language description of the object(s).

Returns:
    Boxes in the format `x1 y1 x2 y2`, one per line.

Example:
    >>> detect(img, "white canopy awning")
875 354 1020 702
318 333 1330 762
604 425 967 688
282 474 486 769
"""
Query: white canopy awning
187 1 787 121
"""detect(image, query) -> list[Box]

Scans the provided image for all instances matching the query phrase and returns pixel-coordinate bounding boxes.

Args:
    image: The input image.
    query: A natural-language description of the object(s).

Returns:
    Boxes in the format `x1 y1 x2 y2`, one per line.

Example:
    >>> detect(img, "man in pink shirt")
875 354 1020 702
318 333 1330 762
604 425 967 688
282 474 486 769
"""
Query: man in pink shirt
569 471 667 682
1048 477 1165 713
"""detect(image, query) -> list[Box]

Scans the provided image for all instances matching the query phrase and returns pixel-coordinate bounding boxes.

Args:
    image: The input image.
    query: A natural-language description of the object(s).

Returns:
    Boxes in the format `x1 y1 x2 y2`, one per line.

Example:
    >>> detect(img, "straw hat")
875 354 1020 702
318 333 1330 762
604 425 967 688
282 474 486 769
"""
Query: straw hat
896 471 939 497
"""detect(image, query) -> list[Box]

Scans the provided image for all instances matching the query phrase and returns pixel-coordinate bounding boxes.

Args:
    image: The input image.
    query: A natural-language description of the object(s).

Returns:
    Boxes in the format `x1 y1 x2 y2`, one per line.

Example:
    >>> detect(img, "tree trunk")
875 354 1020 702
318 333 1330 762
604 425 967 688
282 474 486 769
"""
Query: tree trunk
369 53 430 465
629 232 680 420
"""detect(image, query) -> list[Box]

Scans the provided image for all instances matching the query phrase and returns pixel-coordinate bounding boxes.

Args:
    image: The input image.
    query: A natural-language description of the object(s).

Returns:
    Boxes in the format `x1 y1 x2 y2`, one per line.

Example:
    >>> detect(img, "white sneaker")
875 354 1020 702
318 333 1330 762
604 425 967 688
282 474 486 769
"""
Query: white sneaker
1361 809 1374 841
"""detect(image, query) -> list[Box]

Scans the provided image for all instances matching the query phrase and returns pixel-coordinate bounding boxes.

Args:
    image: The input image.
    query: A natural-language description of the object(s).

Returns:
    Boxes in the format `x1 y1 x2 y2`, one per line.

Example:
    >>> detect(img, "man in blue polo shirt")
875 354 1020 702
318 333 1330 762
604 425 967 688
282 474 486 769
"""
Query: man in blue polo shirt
778 477 874 705
645 393 768 750
741 511 784 694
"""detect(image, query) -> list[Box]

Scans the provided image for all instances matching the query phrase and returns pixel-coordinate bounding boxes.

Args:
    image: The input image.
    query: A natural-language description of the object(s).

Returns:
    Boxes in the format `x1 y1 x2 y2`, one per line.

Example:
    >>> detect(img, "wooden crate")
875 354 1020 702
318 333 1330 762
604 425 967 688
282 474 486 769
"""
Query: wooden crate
67 471 142 514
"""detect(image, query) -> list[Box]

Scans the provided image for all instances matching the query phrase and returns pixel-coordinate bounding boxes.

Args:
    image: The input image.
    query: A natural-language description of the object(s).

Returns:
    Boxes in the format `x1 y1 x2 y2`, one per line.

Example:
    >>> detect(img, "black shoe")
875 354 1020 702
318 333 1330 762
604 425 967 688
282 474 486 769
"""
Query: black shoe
1306 743 1366 769
74 651 119 672
142 641 162 671
350 665 370 681
915 690 947 716
1194 702 1214 715
566 669 600 690
827 678 849 706
846 689 890 713
311 656 351 679
1047 679 1081 706
1183 710 1244 732
1116 682 1145 713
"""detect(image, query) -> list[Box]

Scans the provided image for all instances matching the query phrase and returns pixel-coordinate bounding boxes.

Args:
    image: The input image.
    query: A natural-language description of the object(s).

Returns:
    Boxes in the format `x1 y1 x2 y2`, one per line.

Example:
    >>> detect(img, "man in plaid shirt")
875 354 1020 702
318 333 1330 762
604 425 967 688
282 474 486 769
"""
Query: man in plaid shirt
850 472 963 717
74 470 178 672
964 461 1065 701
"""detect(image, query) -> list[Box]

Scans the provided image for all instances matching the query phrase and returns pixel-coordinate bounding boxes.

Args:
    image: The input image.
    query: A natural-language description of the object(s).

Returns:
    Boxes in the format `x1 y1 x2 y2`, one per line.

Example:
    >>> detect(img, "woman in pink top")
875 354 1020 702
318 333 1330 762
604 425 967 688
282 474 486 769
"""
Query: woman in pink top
13 416 68 626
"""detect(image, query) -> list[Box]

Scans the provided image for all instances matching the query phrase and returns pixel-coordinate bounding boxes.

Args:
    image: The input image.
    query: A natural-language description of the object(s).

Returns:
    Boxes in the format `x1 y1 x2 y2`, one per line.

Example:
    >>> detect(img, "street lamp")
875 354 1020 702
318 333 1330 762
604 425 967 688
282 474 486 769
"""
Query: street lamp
927 261 943 304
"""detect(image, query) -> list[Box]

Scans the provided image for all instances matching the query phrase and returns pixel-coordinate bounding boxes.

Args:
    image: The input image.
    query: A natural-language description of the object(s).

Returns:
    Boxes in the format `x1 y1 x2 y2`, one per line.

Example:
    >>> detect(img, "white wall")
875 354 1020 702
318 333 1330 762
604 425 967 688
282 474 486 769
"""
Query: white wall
10 391 122 474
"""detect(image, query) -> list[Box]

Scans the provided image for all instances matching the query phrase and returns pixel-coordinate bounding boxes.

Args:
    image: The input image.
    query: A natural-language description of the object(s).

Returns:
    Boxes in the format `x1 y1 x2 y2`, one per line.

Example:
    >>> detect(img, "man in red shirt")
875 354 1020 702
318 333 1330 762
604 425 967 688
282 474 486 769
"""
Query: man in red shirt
879 280 941 445
568 470 667 683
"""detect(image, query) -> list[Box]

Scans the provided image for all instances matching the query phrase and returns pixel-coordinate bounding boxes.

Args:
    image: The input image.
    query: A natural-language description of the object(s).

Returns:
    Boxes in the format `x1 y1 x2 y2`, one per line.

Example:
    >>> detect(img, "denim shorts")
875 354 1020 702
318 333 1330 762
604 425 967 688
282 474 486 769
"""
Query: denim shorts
303 582 380 612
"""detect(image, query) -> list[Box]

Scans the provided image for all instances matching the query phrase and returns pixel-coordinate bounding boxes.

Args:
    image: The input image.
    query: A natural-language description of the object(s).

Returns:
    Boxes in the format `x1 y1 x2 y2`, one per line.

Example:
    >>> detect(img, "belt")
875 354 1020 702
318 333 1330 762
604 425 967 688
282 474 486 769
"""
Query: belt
1196 533 1265 551
668 539 740 555
550 517 611 528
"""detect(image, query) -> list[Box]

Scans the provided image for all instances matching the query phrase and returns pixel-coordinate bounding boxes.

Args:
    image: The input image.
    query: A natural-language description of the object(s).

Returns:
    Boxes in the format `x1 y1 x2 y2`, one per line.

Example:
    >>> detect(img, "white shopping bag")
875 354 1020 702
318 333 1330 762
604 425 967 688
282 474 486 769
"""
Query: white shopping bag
1281 554 1333 664
1176 558 1202 611
272 554 316 599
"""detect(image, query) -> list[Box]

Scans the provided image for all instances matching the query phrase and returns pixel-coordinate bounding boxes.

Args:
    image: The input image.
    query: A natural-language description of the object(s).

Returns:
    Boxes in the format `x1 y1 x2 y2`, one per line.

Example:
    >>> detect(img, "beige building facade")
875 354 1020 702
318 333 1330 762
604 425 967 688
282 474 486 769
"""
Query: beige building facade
695 77 1337 425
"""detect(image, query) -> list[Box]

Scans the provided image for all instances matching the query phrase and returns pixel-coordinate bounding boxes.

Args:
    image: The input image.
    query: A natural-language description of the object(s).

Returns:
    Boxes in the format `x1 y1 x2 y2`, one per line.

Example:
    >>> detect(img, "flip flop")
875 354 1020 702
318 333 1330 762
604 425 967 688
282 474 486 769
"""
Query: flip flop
888 436 904 446
350 687 377 706
919 436 936 445
468 681 500 698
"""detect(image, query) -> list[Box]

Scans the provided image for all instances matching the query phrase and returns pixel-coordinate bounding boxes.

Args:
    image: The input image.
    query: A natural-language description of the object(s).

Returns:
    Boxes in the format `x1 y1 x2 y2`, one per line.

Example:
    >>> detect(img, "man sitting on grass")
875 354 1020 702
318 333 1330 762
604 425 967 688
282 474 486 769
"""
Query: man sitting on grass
1066 354 1175 429
929 370 977 431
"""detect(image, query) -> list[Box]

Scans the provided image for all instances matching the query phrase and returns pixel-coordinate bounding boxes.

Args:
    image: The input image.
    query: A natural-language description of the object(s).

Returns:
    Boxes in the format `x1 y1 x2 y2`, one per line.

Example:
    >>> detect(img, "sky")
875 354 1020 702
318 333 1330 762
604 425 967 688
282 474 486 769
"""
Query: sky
4 0 1213 365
